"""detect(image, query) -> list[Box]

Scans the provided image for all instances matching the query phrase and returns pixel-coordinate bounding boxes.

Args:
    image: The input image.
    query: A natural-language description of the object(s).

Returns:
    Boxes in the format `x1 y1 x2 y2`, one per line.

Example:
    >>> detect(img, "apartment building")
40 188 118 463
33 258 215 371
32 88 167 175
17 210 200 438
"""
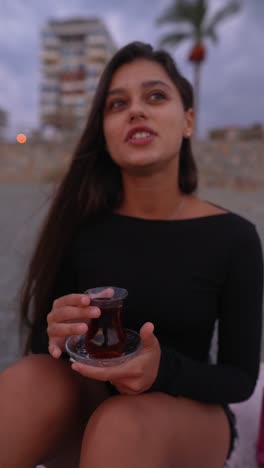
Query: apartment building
40 17 116 132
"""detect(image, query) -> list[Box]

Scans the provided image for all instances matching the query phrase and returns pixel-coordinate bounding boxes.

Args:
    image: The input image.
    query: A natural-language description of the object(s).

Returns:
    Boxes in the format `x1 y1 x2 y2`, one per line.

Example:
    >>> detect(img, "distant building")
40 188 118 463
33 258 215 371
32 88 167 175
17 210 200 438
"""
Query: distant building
209 123 264 141
0 107 8 140
40 17 116 133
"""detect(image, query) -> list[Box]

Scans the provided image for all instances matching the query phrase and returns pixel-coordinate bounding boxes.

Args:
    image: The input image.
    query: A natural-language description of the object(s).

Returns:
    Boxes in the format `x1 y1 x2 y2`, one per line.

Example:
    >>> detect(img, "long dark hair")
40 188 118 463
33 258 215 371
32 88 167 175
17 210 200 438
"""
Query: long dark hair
21 41 198 353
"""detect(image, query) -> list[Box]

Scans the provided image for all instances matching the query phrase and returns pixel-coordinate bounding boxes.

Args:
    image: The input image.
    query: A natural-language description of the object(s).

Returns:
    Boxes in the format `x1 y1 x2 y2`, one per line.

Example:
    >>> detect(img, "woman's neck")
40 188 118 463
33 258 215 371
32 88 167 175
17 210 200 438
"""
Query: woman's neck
116 171 186 220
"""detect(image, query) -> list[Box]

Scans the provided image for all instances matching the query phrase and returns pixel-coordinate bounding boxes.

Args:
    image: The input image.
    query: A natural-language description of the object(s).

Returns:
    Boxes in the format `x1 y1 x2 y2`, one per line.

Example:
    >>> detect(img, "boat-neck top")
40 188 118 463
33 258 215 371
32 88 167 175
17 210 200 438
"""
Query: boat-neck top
31 210 264 404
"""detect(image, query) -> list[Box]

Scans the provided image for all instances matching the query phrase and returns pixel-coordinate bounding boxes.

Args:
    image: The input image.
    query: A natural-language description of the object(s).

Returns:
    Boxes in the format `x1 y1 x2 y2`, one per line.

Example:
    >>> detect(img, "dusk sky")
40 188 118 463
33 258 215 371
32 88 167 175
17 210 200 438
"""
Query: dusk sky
0 0 263 138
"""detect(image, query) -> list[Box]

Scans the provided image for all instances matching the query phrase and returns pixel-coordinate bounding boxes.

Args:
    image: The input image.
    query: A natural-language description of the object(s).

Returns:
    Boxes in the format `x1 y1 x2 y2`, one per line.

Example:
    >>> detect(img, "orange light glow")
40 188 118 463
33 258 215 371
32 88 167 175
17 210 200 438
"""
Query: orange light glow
16 133 27 144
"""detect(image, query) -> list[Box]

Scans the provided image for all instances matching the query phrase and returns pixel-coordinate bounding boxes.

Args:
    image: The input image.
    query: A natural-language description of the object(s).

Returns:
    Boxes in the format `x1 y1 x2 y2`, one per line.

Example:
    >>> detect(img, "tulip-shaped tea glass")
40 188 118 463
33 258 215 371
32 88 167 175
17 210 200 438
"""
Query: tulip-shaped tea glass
66 286 142 367
85 286 127 358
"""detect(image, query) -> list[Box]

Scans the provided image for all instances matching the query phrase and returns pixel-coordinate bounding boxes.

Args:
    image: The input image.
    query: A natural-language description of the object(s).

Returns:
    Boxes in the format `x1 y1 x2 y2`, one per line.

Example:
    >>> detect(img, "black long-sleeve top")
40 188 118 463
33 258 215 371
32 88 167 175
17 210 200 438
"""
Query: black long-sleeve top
31 211 264 405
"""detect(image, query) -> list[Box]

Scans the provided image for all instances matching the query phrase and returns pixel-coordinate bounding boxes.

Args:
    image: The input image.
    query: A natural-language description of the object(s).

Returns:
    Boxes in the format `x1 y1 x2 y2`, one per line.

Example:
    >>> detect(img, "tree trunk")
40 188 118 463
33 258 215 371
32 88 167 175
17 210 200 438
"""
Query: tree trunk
193 62 201 139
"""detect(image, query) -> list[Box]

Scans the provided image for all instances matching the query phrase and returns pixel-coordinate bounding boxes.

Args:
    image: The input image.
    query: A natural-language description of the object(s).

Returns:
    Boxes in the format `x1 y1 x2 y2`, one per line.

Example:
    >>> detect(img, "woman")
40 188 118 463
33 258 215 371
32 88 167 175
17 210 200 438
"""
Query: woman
0 41 263 468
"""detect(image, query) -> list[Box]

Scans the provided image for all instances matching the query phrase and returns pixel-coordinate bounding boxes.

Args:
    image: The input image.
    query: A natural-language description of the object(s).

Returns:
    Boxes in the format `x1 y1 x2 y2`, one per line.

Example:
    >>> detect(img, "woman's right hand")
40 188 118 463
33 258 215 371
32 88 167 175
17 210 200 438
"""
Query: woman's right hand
47 293 101 359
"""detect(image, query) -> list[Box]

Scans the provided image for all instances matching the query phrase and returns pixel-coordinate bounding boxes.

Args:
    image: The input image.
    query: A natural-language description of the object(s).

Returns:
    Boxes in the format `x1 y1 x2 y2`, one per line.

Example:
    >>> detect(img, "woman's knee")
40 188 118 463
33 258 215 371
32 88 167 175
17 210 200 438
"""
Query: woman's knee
2 354 76 383
79 395 168 468
0 355 86 466
0 354 82 420
85 394 147 441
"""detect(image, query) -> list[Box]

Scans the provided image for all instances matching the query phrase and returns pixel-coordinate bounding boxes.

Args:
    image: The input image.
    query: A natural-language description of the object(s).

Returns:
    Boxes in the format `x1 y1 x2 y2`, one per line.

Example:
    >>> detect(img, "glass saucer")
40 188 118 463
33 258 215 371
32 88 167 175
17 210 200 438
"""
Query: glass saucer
66 329 143 367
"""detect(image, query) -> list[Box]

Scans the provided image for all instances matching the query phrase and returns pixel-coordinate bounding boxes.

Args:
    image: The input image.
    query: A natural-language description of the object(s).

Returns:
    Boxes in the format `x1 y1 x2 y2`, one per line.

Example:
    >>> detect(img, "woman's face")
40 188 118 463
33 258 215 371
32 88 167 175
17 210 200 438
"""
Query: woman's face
103 59 193 174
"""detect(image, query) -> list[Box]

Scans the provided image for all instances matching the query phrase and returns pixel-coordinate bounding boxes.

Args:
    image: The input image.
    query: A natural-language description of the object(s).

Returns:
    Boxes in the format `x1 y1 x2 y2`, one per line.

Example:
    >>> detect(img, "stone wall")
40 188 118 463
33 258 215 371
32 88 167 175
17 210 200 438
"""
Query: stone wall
0 140 74 182
0 139 263 188
195 140 264 189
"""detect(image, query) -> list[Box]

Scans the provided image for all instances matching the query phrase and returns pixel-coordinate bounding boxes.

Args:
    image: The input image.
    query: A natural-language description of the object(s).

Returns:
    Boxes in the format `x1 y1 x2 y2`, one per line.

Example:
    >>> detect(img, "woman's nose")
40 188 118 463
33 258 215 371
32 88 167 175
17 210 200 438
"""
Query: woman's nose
129 110 146 122
130 112 146 122
128 101 147 122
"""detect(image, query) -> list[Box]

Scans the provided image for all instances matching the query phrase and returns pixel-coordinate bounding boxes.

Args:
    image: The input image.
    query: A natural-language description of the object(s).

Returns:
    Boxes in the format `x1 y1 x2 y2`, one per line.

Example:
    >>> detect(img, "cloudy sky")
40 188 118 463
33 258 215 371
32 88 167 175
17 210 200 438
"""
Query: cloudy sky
0 0 263 138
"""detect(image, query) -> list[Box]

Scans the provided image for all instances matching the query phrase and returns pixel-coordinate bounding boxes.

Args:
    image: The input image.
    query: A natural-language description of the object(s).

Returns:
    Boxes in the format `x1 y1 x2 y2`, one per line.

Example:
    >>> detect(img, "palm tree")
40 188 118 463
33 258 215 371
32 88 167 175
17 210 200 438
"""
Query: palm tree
156 0 241 136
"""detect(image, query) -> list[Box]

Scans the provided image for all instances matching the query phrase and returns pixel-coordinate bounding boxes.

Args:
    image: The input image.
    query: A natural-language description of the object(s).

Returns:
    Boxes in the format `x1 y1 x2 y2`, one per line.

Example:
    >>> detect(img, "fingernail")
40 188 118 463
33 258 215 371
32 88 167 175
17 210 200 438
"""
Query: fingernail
90 307 100 317
49 345 56 355
81 295 90 305
55 349 62 358
72 363 79 371
78 323 88 333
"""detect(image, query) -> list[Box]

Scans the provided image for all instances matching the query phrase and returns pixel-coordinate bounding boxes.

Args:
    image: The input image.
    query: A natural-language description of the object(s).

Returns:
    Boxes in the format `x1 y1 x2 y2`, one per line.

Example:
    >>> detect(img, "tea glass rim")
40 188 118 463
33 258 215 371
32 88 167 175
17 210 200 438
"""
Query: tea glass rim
84 286 128 305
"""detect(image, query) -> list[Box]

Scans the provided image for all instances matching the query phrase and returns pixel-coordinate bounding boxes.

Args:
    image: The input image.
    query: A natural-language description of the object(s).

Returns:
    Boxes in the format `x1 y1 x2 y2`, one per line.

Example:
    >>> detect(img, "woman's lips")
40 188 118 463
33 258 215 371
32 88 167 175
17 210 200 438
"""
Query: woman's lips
127 134 156 146
124 126 158 146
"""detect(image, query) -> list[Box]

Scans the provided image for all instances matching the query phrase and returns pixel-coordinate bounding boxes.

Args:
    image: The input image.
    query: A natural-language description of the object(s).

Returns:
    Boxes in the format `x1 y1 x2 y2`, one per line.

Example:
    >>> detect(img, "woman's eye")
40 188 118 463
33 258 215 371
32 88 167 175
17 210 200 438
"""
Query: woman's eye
109 100 126 110
149 92 166 101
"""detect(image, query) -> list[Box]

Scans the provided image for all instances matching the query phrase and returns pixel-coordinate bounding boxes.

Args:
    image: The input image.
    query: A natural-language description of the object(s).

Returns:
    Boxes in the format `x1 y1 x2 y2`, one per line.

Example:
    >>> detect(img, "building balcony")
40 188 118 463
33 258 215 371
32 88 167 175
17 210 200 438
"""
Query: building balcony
87 48 108 63
41 79 58 89
61 45 85 56
42 65 60 75
60 70 87 81
60 81 86 92
41 49 59 61
60 57 87 69
86 34 107 46
60 94 87 105
40 92 59 103
41 35 59 48
40 104 58 116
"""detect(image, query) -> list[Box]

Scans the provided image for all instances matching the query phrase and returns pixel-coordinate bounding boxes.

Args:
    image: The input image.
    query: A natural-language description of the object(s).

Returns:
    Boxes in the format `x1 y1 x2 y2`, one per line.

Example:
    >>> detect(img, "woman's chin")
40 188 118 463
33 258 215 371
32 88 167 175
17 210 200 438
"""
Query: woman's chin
122 160 160 175
120 154 162 172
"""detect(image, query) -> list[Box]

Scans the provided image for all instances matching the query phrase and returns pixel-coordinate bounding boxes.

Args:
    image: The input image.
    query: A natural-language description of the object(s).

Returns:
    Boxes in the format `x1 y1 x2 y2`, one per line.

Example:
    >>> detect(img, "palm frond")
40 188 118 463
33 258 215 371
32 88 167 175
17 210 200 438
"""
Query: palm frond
156 0 209 39
192 0 208 29
206 1 241 31
203 25 218 43
157 31 193 48
156 0 204 26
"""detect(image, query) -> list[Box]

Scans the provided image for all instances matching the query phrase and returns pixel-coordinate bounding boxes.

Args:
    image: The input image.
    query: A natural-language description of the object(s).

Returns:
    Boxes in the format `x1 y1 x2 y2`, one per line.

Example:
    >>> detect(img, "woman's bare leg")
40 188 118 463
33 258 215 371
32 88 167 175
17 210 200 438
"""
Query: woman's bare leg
79 392 230 468
0 355 110 468
44 376 111 468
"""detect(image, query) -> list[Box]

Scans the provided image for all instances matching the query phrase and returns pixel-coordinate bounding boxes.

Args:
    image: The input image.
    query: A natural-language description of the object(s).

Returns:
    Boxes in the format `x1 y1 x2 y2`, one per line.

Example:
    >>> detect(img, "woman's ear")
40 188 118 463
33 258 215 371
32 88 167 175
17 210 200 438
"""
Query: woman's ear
183 108 194 138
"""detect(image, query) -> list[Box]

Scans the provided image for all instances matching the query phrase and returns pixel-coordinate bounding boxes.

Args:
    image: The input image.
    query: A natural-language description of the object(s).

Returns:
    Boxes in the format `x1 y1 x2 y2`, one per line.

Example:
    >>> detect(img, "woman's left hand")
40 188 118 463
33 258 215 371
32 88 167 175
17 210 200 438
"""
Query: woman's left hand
71 322 161 395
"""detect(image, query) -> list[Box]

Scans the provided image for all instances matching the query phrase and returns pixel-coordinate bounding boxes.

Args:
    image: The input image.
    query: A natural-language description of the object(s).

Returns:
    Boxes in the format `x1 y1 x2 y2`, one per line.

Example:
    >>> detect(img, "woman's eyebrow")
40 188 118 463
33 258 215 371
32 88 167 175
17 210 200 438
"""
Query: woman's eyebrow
107 80 172 96
141 80 172 91
107 87 127 97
